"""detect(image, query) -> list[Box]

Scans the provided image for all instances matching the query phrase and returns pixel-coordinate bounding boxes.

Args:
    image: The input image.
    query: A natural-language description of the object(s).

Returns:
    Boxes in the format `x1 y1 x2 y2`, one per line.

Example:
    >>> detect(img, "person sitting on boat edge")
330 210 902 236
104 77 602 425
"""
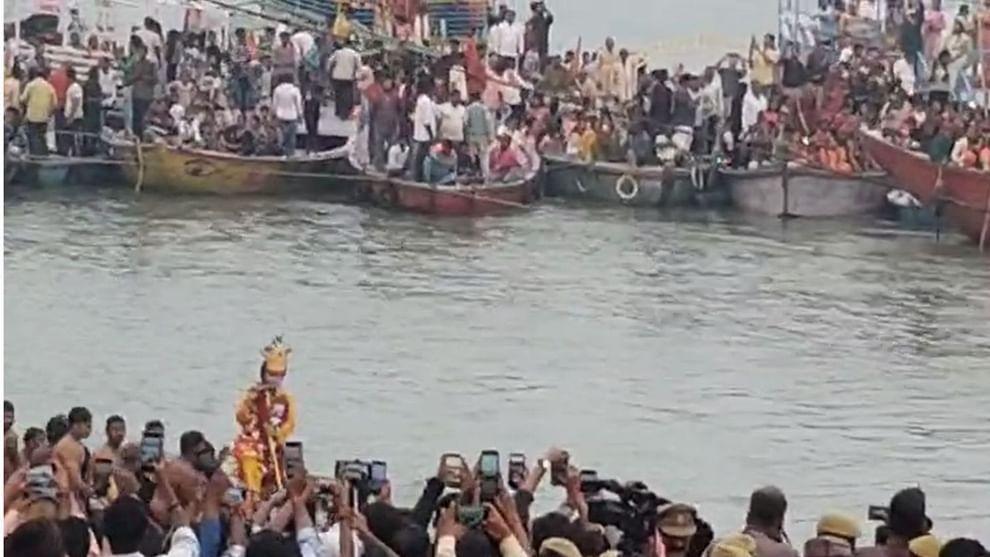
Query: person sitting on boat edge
424 140 459 185
489 127 529 182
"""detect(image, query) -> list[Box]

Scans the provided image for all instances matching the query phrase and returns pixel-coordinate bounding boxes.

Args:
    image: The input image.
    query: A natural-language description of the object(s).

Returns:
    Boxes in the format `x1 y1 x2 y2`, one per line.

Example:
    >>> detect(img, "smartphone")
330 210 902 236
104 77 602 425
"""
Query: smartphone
479 450 500 479
369 460 387 493
441 453 464 488
507 453 526 490
284 441 304 478
550 450 570 487
457 505 487 528
226 487 245 505
867 505 889 521
140 434 164 466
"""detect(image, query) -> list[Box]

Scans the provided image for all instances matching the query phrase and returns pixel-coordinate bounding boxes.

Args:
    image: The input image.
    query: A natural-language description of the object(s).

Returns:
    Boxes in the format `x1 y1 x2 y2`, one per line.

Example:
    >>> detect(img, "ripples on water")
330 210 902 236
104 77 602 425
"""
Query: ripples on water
4 186 989 539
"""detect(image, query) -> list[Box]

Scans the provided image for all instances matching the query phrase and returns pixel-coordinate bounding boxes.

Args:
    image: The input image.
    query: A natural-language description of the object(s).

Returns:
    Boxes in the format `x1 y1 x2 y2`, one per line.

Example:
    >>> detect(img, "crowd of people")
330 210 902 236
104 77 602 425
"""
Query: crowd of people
4 396 990 557
4 0 989 186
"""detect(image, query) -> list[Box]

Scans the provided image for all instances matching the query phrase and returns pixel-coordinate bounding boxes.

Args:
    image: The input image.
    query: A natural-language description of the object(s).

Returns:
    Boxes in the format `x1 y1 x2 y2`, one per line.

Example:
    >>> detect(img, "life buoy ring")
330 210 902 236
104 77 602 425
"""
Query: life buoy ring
615 174 639 201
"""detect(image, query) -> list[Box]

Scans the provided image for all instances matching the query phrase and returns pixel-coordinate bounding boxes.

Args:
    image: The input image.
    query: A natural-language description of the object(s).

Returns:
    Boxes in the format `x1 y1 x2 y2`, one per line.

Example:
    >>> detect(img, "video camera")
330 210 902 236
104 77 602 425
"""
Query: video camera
585 478 670 552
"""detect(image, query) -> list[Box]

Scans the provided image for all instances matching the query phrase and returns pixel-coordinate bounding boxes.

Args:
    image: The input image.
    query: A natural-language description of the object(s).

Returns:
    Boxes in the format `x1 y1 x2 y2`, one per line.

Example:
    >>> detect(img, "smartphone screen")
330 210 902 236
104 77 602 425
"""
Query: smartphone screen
479 451 500 478
140 435 163 464
285 442 303 462
370 461 387 482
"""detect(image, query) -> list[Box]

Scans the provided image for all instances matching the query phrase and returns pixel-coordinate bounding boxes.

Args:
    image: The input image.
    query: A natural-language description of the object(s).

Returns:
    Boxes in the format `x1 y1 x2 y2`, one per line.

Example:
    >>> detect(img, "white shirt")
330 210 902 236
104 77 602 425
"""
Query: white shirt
98 67 116 105
113 525 200 557
329 47 361 81
741 90 767 133
272 82 303 121
412 93 437 142
291 31 315 60
892 57 915 96
318 523 365 557
64 81 83 121
134 29 161 61
437 102 467 142
449 65 468 101
387 143 409 171
491 21 524 58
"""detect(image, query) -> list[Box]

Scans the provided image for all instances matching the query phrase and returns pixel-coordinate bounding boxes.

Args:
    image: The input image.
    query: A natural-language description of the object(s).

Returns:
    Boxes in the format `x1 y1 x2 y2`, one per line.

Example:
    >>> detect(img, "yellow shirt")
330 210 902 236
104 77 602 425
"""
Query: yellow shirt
4 77 20 111
19 77 57 123
332 12 353 41
578 129 599 161
751 47 779 87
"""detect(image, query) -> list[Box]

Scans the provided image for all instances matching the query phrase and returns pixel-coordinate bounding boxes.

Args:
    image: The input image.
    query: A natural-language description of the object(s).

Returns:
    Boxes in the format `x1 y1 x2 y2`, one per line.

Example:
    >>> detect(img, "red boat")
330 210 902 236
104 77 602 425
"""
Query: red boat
860 130 990 248
366 173 536 216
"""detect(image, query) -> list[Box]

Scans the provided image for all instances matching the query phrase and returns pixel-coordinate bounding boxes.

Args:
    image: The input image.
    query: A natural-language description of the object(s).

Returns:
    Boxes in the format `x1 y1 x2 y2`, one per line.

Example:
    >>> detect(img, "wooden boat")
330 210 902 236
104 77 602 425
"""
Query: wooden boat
860 130 990 247
114 141 357 195
719 164 889 217
363 172 536 216
542 154 710 207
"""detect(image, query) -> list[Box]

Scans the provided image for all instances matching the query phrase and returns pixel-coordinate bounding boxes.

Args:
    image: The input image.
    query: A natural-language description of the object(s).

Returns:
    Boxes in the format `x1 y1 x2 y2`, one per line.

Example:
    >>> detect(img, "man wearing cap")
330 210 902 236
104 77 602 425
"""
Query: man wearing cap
804 512 861 557
657 503 698 557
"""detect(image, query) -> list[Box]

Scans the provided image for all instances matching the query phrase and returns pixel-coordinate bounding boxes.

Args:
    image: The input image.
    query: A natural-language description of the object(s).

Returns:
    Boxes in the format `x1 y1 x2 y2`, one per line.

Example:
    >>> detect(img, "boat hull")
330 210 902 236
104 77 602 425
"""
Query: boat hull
116 143 355 196
366 174 534 216
542 155 704 207
720 165 889 217
860 130 990 246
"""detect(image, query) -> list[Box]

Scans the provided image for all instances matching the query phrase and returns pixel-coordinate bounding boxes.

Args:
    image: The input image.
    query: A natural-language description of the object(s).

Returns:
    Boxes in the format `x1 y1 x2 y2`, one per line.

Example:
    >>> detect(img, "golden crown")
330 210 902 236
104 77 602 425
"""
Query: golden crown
261 336 291 373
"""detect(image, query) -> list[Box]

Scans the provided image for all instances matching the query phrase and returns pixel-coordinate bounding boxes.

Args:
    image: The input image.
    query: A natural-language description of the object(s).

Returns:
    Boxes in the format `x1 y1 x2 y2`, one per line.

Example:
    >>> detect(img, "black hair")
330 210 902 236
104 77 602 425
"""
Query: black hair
4 400 13 413
392 524 431 557
456 528 497 557
46 414 69 445
365 501 407 546
59 517 92 557
23 426 46 445
940 538 988 557
746 486 788 528
66 66 77 80
103 497 149 554
144 420 165 433
245 530 302 557
5 518 65 557
888 487 928 539
179 430 206 456
532 512 576 553
68 406 92 425
106 415 125 431
875 525 890 546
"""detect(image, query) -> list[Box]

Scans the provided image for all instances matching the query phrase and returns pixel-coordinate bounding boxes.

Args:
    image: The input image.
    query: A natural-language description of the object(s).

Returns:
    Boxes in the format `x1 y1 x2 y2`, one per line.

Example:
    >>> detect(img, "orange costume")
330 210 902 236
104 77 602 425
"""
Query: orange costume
232 337 297 499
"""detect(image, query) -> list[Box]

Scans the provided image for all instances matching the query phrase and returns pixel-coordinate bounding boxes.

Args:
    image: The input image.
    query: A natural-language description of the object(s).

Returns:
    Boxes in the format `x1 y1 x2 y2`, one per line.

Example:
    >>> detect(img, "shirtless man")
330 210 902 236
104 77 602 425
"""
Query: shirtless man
54 406 94 503
94 415 127 465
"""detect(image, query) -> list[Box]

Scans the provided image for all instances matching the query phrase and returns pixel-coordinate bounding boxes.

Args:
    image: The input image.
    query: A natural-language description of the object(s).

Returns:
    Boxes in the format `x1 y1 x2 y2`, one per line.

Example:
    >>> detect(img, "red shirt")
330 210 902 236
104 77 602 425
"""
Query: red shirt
48 69 70 108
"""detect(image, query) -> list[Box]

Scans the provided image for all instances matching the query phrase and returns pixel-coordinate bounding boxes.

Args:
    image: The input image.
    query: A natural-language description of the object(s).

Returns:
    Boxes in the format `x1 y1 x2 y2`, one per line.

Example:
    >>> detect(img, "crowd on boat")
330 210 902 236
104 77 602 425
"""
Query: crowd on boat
4 337 989 557
4 0 990 187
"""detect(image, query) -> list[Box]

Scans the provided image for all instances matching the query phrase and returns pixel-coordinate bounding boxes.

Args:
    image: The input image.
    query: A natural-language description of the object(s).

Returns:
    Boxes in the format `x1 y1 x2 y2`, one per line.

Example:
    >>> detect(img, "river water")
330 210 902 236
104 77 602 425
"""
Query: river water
4 184 990 539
